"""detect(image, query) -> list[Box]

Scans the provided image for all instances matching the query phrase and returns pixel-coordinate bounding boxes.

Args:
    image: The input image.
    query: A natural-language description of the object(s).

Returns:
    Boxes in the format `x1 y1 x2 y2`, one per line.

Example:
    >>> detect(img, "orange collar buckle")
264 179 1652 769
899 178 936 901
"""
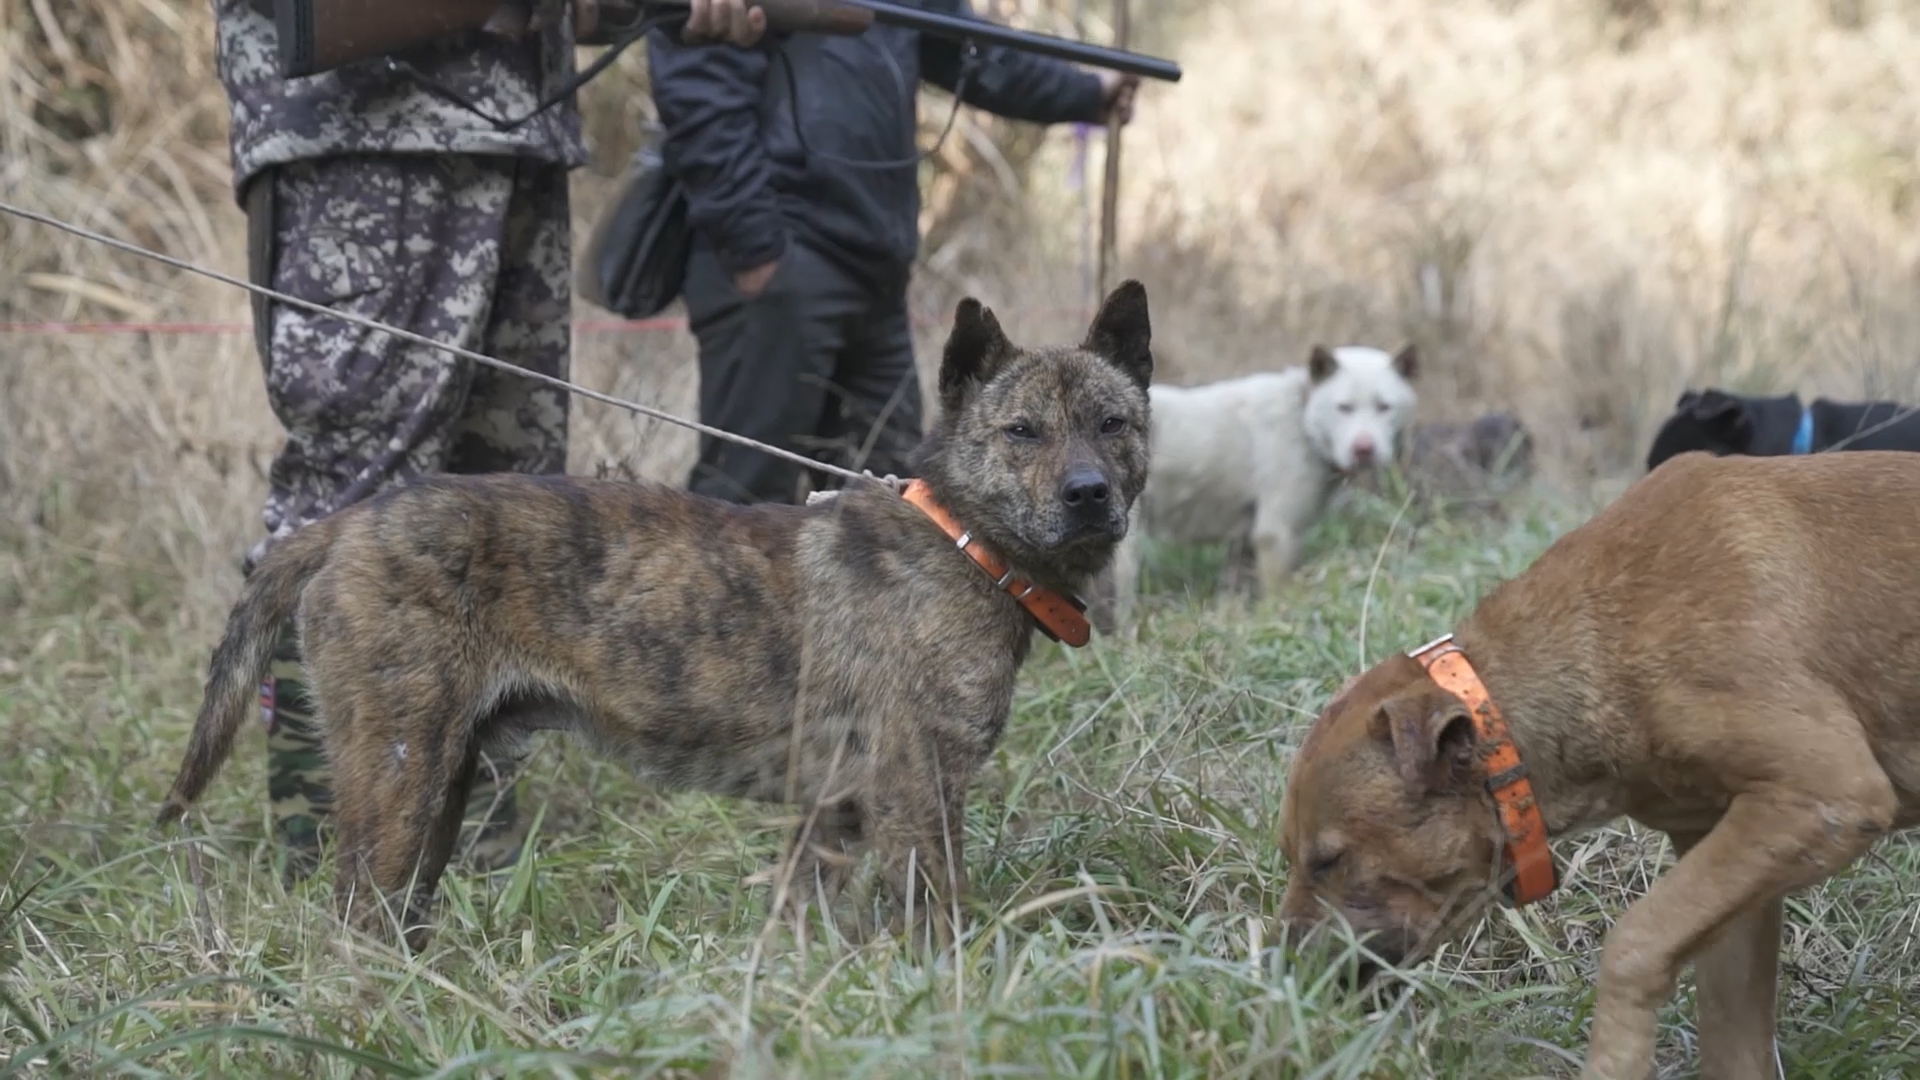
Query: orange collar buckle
1408 633 1558 907
900 479 1092 648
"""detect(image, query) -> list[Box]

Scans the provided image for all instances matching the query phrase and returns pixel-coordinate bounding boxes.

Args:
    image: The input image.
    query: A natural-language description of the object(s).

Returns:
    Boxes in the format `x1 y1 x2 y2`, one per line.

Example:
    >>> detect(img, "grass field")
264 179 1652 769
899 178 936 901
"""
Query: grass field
6 481 1919 1078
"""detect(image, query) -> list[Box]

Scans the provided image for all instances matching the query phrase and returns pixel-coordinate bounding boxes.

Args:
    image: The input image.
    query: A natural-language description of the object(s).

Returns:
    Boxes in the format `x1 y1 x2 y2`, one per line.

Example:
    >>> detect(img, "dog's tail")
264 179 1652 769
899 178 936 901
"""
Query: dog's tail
154 519 339 828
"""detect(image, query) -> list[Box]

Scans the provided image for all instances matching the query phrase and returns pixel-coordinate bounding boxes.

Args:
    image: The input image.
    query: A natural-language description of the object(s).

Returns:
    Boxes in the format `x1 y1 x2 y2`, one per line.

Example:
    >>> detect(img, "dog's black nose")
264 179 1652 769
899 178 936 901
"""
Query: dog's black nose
1060 469 1111 512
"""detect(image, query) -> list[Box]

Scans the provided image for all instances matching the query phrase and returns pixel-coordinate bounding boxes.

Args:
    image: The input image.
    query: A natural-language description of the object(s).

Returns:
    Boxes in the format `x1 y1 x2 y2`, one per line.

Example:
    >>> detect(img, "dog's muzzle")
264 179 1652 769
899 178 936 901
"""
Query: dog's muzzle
1280 916 1415 983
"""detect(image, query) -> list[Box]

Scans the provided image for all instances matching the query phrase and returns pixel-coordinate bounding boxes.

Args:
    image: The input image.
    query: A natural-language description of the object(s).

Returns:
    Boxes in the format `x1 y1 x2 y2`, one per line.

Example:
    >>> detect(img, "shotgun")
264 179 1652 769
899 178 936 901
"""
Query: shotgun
259 0 1181 83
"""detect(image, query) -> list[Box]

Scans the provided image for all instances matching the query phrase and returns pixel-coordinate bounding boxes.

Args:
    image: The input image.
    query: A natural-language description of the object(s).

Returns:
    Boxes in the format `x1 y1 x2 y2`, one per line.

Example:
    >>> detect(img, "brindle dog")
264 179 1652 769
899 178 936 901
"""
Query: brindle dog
157 282 1156 951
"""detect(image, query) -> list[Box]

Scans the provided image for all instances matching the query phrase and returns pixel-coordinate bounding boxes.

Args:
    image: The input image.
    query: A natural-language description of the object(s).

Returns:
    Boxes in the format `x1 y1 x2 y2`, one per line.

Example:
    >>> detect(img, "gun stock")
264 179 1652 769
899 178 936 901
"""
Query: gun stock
270 0 874 78
271 0 508 78
269 0 1178 84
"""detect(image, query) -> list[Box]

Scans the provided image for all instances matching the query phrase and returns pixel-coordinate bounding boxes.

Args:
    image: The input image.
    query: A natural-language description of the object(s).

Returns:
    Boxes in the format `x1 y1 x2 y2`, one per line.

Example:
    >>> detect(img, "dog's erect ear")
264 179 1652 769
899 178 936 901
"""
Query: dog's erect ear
1687 390 1753 448
1674 389 1701 410
1688 389 1743 420
1371 684 1476 793
1082 279 1153 392
1309 346 1338 384
1392 344 1419 381
938 297 1018 413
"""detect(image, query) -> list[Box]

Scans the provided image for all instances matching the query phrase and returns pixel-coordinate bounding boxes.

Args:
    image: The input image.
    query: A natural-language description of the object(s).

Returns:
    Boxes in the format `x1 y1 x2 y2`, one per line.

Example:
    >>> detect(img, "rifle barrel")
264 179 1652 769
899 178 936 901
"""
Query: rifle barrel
856 0 1179 83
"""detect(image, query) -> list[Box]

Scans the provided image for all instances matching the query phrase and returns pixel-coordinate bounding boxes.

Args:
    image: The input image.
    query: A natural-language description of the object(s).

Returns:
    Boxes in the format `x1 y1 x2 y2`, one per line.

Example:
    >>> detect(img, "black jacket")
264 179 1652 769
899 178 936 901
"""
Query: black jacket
646 0 1107 289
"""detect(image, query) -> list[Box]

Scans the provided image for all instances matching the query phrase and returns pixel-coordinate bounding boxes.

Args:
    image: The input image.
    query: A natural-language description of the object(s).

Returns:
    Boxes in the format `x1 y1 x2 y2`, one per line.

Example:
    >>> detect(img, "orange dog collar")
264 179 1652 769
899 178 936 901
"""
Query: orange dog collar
900 479 1092 648
1409 633 1558 907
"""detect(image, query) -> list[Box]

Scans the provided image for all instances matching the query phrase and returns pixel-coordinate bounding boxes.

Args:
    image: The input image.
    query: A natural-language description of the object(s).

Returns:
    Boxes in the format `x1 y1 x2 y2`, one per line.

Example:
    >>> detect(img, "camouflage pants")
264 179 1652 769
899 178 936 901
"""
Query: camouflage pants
243 152 572 879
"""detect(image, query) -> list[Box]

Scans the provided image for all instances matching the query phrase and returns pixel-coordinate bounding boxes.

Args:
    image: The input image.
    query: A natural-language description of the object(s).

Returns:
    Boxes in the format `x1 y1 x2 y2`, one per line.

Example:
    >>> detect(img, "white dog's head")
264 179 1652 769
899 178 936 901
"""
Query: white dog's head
1301 344 1419 472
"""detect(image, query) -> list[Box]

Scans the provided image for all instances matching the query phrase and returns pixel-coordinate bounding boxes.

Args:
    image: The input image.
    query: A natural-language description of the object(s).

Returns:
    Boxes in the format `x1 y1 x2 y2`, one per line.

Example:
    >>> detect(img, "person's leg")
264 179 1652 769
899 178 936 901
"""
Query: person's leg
261 616 330 880
441 157 574 871
246 153 516 882
682 240 858 504
812 284 924 482
244 172 332 878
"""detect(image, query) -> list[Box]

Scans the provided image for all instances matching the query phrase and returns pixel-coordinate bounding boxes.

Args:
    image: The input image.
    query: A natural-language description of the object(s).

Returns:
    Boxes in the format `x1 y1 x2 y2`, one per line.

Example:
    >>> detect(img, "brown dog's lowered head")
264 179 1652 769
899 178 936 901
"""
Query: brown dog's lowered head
1277 652 1509 966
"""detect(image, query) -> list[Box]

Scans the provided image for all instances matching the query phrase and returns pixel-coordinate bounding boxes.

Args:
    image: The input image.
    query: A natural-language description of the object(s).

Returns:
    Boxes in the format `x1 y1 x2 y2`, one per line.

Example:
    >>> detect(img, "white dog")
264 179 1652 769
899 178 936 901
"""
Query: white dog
1099 344 1419 628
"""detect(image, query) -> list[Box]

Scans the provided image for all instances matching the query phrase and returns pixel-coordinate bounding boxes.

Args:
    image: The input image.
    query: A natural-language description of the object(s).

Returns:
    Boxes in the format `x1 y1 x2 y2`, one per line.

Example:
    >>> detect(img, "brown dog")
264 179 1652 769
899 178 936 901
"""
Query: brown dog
155 282 1155 952
1278 450 1920 1079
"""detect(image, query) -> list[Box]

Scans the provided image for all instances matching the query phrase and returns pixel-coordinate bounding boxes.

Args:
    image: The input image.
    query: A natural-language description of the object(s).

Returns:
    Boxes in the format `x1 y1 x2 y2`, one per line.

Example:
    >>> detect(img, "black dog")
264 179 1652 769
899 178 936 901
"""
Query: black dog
1646 388 1920 471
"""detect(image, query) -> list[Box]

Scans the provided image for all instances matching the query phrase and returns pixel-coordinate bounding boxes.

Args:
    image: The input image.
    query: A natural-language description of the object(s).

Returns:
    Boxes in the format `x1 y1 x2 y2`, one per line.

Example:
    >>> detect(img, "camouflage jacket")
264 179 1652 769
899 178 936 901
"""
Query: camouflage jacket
212 0 590 202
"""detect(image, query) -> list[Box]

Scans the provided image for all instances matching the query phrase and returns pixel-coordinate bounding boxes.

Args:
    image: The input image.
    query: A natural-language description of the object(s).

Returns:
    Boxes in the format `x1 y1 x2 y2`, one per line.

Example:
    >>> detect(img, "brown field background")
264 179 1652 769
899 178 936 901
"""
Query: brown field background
6 0 1920 635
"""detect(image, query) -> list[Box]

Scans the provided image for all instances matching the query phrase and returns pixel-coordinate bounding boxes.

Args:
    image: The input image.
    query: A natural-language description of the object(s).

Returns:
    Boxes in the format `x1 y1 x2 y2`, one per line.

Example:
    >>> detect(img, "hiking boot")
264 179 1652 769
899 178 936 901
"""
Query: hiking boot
262 617 536 878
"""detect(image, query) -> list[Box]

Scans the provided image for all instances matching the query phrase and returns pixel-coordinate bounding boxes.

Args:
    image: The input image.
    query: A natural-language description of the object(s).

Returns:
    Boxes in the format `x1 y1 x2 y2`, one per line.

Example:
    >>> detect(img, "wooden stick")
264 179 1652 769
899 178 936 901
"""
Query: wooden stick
1096 0 1129 299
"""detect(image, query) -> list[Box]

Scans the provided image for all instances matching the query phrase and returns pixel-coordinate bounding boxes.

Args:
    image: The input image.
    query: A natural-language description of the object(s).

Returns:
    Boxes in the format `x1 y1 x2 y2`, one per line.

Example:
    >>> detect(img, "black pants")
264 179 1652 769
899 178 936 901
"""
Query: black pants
681 239 924 504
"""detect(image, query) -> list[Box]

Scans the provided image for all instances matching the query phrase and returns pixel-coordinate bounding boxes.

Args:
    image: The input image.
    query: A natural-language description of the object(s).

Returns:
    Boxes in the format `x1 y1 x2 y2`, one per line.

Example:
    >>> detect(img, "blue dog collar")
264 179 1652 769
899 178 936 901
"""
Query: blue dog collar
1791 408 1814 455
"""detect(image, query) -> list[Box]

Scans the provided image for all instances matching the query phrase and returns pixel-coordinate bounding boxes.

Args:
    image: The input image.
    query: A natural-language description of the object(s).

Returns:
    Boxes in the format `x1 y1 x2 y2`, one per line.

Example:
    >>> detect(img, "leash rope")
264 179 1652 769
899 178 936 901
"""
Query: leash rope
0 198 873 485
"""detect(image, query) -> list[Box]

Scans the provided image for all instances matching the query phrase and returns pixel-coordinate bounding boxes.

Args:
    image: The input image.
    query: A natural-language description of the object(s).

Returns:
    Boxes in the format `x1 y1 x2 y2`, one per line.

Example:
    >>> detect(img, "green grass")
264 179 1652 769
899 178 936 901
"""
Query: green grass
4 485 1918 1078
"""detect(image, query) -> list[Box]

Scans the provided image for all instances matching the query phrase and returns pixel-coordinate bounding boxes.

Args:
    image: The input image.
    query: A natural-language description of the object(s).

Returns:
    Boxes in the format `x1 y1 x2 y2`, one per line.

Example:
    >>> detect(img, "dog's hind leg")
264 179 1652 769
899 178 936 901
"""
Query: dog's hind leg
326 687 479 953
1670 828 1783 1080
398 739 482 951
1585 704 1895 1080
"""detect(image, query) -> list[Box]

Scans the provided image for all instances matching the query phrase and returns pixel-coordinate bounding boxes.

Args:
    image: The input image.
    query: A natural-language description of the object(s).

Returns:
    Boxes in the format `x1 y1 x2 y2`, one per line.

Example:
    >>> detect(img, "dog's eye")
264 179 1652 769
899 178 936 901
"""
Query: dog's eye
1309 851 1345 879
1005 421 1038 441
1337 403 1356 415
1100 416 1127 435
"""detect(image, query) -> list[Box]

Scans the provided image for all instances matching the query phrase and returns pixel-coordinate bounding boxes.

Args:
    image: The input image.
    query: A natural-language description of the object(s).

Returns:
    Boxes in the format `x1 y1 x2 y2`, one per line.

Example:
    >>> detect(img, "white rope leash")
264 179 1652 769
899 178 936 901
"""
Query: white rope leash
0 199 874 485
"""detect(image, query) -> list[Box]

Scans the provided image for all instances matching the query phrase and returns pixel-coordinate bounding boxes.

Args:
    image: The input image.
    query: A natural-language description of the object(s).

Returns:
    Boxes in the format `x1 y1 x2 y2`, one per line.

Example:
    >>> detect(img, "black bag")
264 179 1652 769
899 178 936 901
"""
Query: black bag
576 127 693 319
